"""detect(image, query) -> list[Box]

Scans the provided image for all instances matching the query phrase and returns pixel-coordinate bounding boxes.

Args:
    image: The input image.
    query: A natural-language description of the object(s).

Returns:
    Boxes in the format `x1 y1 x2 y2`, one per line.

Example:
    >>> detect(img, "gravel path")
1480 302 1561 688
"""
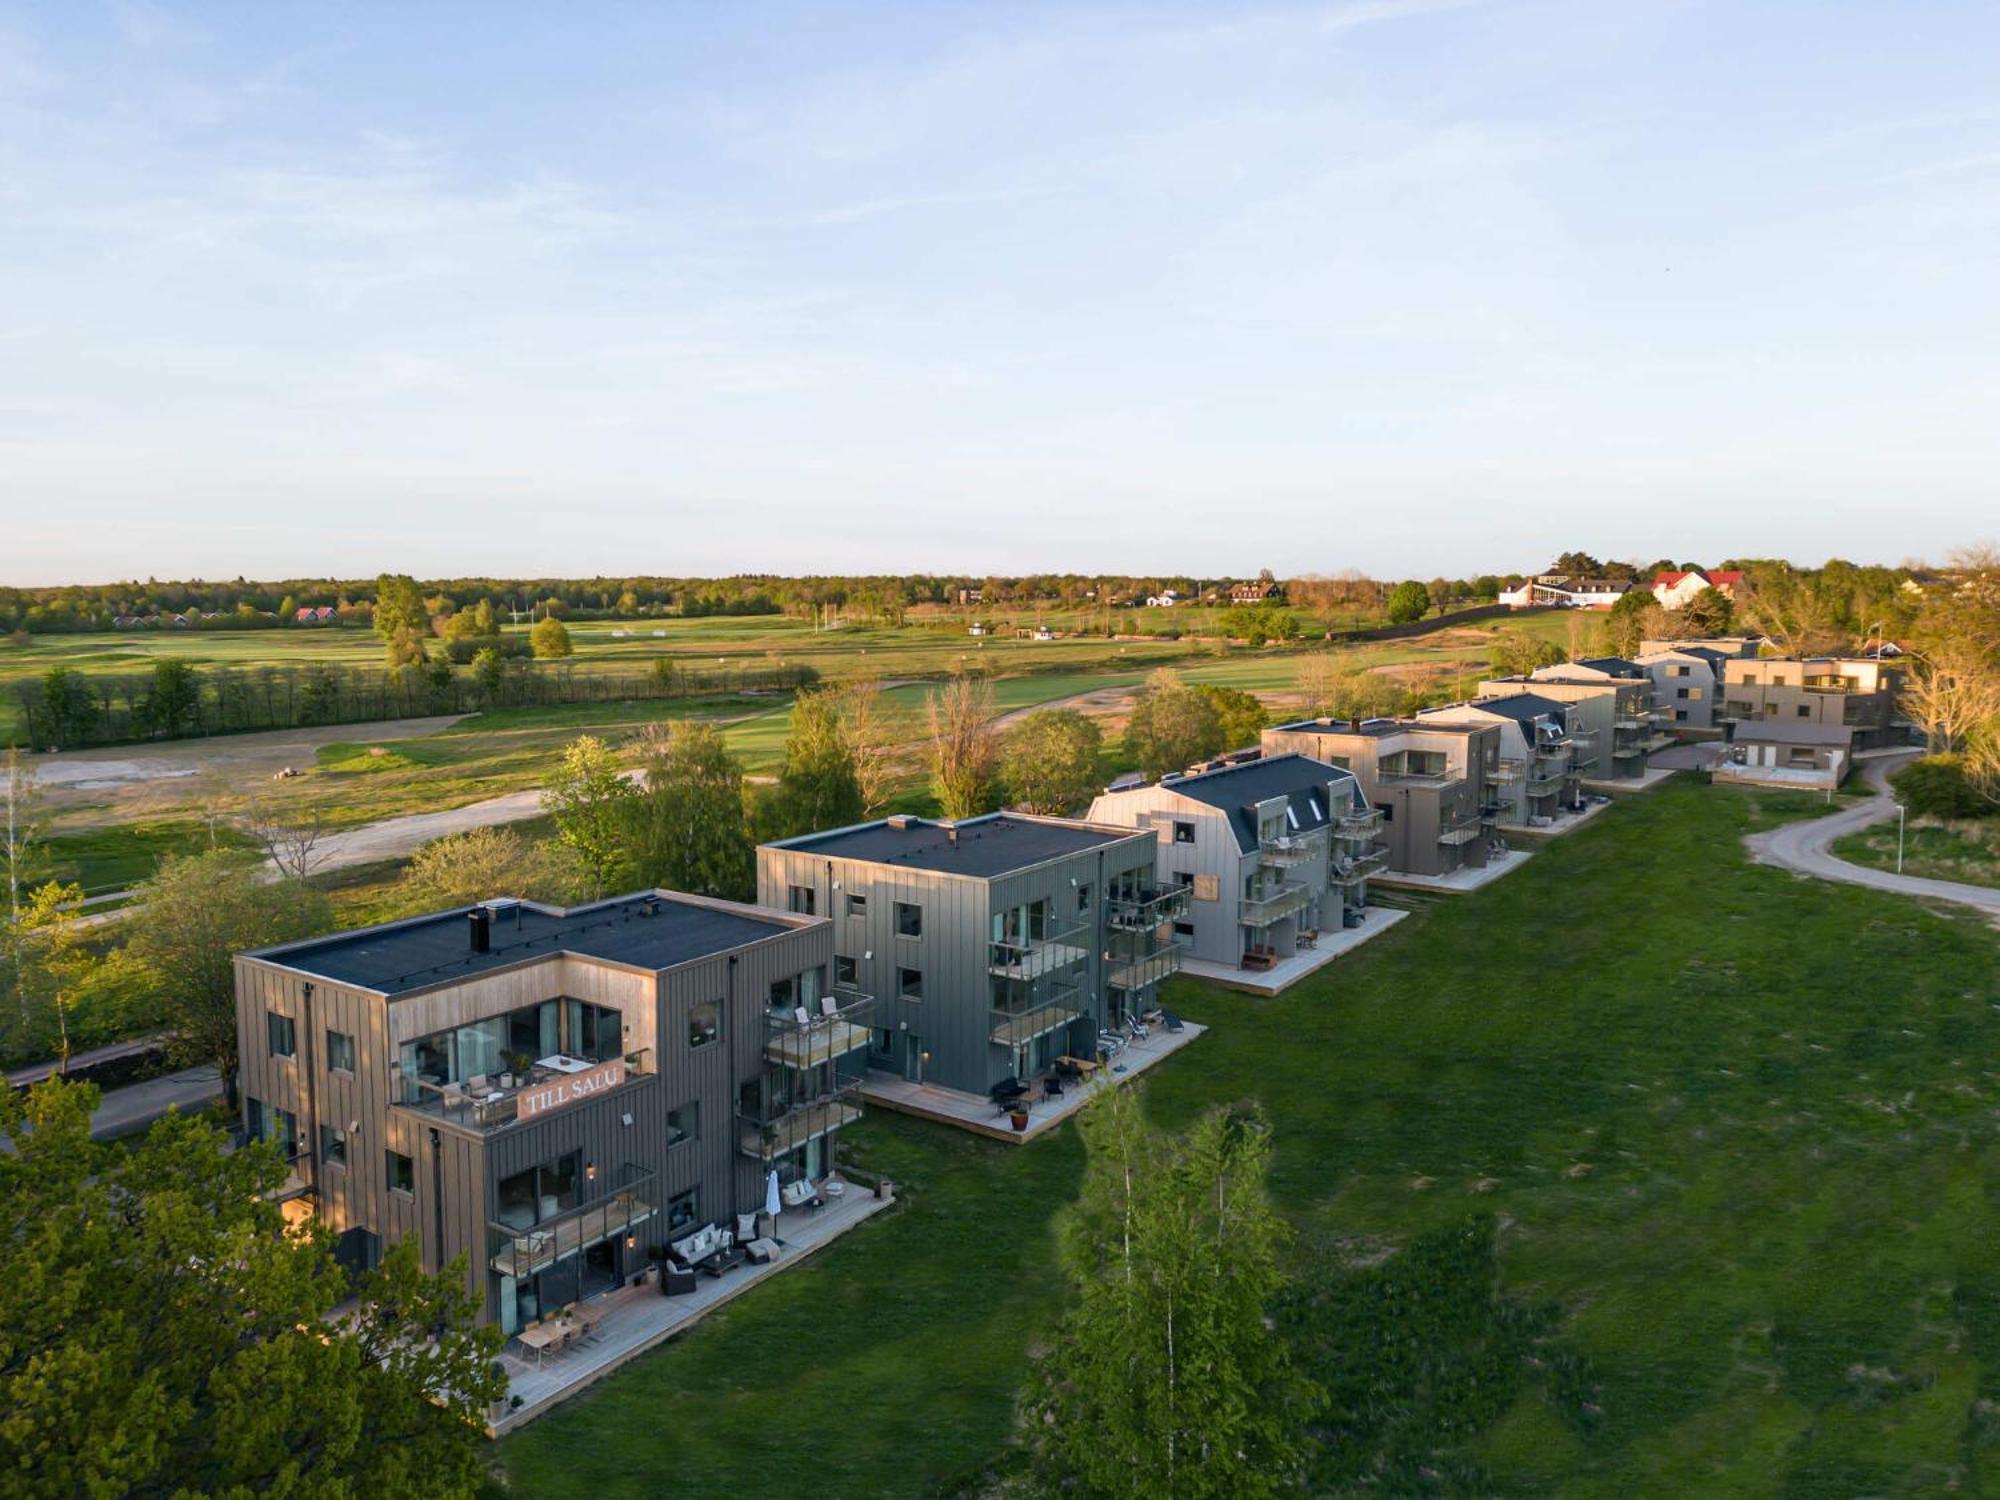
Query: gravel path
1744 751 2000 920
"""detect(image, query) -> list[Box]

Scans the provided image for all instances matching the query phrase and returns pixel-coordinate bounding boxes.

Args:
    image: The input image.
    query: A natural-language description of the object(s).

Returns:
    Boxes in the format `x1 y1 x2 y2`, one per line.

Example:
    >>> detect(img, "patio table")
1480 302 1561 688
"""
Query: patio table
517 1321 564 1367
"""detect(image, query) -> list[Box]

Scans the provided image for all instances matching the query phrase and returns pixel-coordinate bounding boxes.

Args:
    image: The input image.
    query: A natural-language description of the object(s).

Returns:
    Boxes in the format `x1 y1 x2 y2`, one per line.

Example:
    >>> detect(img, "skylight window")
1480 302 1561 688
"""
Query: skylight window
1286 805 1300 830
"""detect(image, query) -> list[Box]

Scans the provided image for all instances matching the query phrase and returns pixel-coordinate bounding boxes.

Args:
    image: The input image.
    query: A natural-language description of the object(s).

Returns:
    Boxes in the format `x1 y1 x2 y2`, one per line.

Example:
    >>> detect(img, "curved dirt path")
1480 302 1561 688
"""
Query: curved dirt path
1744 751 2000 920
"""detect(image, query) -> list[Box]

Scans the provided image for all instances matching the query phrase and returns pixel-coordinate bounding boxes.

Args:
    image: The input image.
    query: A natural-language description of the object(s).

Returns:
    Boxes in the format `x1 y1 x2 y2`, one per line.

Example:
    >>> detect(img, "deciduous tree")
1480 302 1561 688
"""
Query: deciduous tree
1022 1088 1311 1498
838 677 912 815
1123 670 1224 779
373 572 431 668
927 674 1000 819
530 615 574 659
124 850 331 1109
628 721 754 898
1194 682 1268 750
1487 629 1565 678
1000 710 1104 815
0 1079 504 1500
762 689 865 838
397 826 587 911
1385 580 1431 624
541 735 637 893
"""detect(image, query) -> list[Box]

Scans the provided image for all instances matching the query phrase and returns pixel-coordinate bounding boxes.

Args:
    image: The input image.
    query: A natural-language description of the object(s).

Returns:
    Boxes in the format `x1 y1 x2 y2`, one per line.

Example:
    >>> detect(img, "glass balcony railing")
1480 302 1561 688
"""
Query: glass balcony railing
988 918 1091 982
1259 829 1327 868
764 990 875 1070
1335 804 1385 839
989 997 1084 1048
1437 813 1483 846
488 1165 657 1280
1107 886 1189 931
737 1080 864 1162
399 1048 654 1132
1240 881 1310 927
1331 847 1387 885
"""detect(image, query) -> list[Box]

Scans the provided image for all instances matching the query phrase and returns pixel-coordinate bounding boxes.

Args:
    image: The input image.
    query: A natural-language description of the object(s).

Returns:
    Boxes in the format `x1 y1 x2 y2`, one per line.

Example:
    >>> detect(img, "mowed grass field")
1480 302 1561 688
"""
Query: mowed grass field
498 778 2000 1498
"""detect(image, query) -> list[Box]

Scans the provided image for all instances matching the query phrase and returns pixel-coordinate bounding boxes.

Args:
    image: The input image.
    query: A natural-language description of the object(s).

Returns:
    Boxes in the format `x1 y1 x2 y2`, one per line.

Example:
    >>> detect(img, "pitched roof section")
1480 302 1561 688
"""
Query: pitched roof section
250 893 794 996
1467 692 1572 724
1156 753 1354 854
773 812 1136 878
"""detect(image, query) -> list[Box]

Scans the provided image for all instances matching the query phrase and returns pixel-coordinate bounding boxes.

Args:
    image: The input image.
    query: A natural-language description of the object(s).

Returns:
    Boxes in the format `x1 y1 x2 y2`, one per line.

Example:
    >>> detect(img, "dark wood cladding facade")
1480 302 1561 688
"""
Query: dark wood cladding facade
757 828 1160 1099
233 895 833 1325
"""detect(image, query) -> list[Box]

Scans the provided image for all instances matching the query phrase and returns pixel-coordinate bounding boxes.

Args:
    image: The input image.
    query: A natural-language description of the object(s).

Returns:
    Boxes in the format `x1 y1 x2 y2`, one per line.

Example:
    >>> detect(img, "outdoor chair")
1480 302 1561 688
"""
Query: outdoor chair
794 1005 813 1029
1043 1074 1064 1099
819 996 840 1018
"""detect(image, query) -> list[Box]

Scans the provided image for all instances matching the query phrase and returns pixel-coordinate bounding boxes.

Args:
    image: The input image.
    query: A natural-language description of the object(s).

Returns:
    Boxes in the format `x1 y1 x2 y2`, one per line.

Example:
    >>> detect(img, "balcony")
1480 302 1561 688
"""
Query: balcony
1106 918 1188 991
1331 847 1387 886
1485 758 1525 784
1239 881 1310 928
1437 813 1483 847
737 1087 864 1162
989 918 1090 983
264 1148 313 1204
1259 830 1326 868
488 1165 656 1280
990 998 1083 1049
1525 765 1567 792
399 1049 654 1133
764 990 875 1070
1376 761 1453 783
1107 886 1189 931
1335 805 1385 840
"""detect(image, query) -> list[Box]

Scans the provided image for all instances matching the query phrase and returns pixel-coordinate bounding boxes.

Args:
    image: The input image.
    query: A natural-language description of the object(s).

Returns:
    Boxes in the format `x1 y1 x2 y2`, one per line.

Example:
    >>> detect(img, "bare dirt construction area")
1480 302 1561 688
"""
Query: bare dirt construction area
28 716 467 829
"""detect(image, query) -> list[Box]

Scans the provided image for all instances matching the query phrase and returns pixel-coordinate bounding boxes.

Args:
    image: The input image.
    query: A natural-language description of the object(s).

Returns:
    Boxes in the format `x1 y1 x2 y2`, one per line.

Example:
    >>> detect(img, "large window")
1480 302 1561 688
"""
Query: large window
398 996 621 1099
267 1011 295 1059
326 1029 355 1073
248 1097 297 1155
667 1102 698 1146
497 1150 582 1231
688 1000 720 1049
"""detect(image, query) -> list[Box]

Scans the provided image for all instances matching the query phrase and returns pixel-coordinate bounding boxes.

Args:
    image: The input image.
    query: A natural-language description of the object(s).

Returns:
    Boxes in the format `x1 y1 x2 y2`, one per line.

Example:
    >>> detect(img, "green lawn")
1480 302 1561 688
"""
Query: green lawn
1834 819 2000 891
41 819 256 895
498 779 2000 1497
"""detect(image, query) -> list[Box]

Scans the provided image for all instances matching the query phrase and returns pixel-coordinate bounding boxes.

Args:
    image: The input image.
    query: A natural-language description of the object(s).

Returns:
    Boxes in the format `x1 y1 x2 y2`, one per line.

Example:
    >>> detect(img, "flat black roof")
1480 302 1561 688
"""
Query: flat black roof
773 813 1135 878
251 893 793 995
1273 716 1484 739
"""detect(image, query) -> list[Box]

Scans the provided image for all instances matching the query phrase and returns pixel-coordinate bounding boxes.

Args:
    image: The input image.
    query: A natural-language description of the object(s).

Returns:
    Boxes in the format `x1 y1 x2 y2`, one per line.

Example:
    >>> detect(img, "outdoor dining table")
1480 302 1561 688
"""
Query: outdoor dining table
1057 1055 1101 1077
516 1321 565 1368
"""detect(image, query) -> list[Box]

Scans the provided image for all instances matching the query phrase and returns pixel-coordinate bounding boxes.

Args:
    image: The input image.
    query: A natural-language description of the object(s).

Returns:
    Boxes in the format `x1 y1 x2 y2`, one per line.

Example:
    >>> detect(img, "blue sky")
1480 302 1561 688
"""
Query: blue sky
1 1 1996 584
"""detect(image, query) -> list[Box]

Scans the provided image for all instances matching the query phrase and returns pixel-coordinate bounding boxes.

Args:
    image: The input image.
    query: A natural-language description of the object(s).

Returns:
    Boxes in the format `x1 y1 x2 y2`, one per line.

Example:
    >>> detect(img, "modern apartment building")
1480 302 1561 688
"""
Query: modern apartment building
1638 635 1763 660
1633 645 1730 730
1086 753 1381 976
235 891 858 1334
1715 721 1855 790
755 813 1169 1101
1480 658 1666 779
1417 693 1586 828
1719 657 1905 748
1258 718 1500 877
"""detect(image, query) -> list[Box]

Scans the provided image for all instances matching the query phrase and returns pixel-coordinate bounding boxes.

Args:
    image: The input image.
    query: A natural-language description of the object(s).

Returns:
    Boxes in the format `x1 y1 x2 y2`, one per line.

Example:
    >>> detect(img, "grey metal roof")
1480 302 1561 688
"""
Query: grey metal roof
1156 753 1353 854
1468 692 1571 724
774 813 1135 878
1572 656 1645 677
251 893 792 995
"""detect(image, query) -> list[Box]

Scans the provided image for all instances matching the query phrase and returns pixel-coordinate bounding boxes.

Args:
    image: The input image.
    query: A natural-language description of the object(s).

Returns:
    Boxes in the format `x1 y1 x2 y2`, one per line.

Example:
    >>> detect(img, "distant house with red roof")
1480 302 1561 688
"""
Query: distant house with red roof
294 605 338 625
1650 569 1743 610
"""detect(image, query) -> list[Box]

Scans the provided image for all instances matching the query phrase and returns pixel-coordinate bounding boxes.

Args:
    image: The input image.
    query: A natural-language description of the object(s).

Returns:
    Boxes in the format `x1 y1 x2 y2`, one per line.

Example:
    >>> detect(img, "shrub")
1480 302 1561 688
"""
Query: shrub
1890 755 1995 819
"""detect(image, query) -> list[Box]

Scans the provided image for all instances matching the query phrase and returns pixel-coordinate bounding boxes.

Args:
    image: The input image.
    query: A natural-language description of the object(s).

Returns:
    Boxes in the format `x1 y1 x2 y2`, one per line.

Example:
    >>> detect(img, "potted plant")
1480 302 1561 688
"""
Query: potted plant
1009 1107 1030 1132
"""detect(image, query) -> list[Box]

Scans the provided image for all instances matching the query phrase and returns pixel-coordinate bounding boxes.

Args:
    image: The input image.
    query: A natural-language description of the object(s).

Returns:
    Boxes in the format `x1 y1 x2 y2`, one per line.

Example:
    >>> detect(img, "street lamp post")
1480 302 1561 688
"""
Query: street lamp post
1897 801 1906 874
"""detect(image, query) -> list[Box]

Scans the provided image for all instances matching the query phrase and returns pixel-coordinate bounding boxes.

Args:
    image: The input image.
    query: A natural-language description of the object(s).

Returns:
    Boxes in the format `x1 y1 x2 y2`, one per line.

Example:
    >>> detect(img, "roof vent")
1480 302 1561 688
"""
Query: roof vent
468 907 491 954
946 825 959 847
886 814 915 831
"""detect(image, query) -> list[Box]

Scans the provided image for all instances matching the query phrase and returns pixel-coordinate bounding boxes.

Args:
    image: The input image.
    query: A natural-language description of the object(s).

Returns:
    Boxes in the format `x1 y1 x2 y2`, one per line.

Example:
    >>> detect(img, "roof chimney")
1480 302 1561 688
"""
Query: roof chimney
468 907 491 954
946 825 959 847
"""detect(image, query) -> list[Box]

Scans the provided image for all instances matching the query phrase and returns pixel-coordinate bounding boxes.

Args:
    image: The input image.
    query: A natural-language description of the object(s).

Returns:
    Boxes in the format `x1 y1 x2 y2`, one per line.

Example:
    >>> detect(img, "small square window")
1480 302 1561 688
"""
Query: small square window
667 1102 698 1146
688 1000 721 1049
898 967 924 1001
872 1027 896 1056
834 954 858 987
320 1124 348 1168
1173 821 1195 844
845 892 867 917
895 902 922 938
1172 920 1195 938
267 1011 296 1060
1797 704 1811 718
326 1029 355 1073
387 1150 414 1193
788 885 816 915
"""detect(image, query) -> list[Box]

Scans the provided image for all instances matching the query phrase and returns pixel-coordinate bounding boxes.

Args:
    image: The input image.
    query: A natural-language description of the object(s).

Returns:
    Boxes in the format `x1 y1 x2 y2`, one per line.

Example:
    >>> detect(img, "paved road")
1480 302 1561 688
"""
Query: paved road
1744 751 2000 919
5 1063 223 1149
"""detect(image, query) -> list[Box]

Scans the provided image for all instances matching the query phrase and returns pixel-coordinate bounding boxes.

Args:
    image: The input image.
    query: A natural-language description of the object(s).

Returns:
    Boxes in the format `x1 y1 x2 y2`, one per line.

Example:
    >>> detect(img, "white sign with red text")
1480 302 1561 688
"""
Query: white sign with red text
518 1057 626 1121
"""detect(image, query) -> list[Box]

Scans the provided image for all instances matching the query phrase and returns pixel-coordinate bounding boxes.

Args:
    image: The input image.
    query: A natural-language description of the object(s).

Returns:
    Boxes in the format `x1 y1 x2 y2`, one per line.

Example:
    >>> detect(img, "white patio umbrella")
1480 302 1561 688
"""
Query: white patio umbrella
765 1168 782 1220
